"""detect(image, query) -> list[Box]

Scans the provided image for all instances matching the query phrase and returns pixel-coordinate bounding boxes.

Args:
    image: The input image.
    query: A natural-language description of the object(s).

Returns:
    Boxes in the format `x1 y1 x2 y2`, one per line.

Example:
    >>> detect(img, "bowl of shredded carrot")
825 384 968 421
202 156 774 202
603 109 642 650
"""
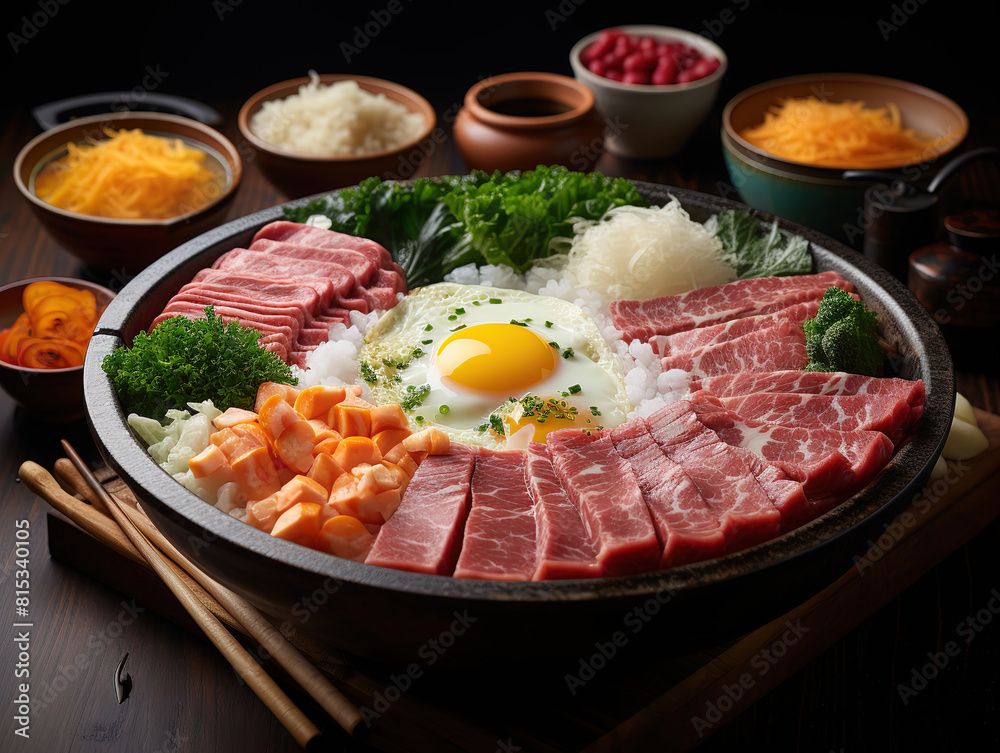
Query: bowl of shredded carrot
721 73 968 246
0 277 115 422
14 111 243 275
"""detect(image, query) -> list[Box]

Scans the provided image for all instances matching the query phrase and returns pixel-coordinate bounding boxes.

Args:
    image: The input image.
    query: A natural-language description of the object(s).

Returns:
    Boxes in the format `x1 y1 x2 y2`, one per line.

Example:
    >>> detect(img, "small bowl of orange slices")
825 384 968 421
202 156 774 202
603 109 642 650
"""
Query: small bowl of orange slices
0 277 115 422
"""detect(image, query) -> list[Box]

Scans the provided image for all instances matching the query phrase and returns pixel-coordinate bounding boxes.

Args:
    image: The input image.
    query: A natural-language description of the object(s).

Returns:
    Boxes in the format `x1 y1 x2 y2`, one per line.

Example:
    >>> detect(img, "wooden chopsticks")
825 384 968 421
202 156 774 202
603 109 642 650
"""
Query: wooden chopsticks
55 440 364 748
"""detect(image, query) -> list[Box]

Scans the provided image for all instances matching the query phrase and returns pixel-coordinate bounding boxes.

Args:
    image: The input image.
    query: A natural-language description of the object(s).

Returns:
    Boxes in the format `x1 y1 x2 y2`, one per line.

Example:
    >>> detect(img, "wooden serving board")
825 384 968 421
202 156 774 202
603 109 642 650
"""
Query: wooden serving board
33 408 1000 752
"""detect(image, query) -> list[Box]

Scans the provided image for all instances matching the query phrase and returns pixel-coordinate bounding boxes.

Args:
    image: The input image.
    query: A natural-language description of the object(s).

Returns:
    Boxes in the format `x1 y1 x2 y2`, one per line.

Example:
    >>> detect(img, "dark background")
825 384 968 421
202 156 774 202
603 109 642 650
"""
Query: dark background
3 0 998 139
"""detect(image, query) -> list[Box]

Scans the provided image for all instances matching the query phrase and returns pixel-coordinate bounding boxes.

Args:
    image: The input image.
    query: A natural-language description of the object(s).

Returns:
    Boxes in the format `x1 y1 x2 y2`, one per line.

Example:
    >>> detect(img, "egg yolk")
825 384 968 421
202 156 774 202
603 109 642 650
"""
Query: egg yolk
436 323 556 394
502 412 601 443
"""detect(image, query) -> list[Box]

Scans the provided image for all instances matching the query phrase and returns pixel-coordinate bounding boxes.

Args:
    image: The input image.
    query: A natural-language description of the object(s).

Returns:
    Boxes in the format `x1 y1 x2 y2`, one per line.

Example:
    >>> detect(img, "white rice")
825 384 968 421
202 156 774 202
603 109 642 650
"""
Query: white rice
250 71 425 157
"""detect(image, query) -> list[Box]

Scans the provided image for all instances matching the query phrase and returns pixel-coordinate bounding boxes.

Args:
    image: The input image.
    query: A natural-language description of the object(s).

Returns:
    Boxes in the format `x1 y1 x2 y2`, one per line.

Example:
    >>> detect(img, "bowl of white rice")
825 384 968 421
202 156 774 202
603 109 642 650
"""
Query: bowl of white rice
238 72 436 199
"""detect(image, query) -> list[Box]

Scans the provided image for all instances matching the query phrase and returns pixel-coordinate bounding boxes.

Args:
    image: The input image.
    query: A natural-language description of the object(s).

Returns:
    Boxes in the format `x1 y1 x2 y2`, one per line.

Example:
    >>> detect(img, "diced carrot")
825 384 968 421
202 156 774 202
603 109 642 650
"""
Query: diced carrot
357 463 398 495
230 445 281 501
328 474 400 525
294 385 348 420
402 427 451 456
280 475 329 507
371 428 412 456
307 419 342 445
271 502 324 548
255 381 300 412
230 421 270 450
188 444 229 478
333 435 382 471
306 452 345 492
274 420 319 475
213 406 259 430
382 442 413 466
276 466 296 487
369 403 409 435
312 436 341 456
245 493 282 533
317 515 374 562
380 460 412 487
258 393 305 441
210 427 234 447
328 401 372 438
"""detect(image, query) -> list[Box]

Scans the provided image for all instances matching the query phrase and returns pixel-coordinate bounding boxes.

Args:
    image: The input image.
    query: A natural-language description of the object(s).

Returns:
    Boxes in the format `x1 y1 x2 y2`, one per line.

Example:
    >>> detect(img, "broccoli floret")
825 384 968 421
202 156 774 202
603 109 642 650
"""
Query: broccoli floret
802 287 884 377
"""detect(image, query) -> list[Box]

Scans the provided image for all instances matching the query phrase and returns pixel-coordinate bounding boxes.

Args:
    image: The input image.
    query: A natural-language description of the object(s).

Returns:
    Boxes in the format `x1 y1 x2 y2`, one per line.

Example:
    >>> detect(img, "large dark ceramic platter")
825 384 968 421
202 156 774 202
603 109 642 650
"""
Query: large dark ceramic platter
83 181 954 667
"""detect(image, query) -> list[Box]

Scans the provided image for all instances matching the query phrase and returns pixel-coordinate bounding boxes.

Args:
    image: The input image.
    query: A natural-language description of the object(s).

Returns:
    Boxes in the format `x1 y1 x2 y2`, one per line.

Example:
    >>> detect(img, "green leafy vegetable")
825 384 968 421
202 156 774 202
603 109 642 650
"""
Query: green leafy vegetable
102 306 297 422
803 287 885 376
282 165 648 287
713 209 813 279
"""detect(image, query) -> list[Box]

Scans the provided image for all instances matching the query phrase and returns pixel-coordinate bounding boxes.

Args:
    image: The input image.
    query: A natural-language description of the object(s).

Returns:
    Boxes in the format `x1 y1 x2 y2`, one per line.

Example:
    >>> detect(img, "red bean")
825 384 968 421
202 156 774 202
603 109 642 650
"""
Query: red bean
651 58 678 86
587 58 607 76
622 70 650 85
604 68 624 82
582 31 719 85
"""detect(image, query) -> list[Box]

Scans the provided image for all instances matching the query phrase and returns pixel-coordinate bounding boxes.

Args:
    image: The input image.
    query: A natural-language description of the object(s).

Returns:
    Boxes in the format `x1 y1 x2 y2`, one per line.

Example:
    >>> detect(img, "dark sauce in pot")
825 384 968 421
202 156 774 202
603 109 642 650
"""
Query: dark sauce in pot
484 98 574 117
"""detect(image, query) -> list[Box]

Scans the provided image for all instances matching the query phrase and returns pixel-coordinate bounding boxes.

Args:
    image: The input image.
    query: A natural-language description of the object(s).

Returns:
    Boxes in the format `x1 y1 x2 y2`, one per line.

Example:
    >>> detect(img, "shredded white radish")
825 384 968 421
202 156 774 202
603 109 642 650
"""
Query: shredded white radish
564 198 736 306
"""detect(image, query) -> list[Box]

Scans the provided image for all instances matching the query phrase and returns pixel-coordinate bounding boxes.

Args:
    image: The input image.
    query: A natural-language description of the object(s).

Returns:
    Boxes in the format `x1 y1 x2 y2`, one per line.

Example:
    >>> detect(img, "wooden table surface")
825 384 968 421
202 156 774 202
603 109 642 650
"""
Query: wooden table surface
2 5 1000 751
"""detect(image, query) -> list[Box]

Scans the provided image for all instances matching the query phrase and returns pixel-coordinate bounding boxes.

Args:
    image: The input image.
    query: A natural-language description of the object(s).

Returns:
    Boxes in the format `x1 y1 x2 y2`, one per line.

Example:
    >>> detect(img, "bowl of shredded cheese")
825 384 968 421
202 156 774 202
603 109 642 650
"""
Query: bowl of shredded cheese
237 72 437 199
721 73 968 247
14 111 243 275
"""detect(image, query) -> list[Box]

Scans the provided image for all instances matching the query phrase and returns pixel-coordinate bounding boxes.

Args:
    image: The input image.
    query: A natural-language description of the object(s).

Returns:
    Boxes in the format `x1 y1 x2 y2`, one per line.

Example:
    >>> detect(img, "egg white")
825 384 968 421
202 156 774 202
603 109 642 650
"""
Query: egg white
358 282 632 448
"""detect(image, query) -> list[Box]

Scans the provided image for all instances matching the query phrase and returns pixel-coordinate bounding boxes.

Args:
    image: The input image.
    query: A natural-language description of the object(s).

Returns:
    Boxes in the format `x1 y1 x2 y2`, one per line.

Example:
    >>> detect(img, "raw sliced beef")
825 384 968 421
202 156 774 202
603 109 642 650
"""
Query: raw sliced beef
716 391 914 445
692 370 925 429
659 319 808 377
643 402 782 553
650 300 821 356
188 269 338 313
546 430 661 577
609 419 729 567
524 443 603 580
365 444 476 576
249 238 378 288
687 391 894 512
609 271 854 342
454 448 537 581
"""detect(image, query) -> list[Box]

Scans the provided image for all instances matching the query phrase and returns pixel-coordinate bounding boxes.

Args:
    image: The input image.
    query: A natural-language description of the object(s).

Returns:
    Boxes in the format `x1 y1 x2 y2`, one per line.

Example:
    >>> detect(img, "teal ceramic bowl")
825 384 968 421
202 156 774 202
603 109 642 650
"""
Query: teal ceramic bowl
721 73 968 247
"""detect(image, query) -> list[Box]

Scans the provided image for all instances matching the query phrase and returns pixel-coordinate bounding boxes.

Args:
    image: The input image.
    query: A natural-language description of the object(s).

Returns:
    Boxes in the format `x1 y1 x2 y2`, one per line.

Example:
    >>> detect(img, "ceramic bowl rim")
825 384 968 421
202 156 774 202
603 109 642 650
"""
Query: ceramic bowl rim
721 72 969 175
462 71 596 129
569 24 728 93
236 73 437 164
12 111 243 229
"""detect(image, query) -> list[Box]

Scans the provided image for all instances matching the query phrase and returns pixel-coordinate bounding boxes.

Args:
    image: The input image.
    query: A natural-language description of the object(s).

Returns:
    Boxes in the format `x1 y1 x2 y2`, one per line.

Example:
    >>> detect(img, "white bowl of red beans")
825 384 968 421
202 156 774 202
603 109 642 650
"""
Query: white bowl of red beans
569 25 727 159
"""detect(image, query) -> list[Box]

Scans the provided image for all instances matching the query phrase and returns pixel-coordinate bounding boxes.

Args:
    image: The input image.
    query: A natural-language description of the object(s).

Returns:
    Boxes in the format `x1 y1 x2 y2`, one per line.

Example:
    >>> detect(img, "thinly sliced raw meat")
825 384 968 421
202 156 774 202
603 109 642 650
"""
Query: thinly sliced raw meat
249 238 378 287
650 300 821 356
717 391 913 445
454 448 537 581
546 430 661 577
524 443 603 580
687 391 894 512
644 402 782 553
213 248 369 311
191 268 340 313
692 370 925 429
659 319 808 377
610 271 853 342
609 419 728 567
365 444 476 576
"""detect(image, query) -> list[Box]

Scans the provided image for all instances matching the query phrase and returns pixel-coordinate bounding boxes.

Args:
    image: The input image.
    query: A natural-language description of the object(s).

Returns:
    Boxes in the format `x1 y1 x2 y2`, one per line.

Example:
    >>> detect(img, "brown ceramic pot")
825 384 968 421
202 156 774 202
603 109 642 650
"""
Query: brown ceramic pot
453 72 606 174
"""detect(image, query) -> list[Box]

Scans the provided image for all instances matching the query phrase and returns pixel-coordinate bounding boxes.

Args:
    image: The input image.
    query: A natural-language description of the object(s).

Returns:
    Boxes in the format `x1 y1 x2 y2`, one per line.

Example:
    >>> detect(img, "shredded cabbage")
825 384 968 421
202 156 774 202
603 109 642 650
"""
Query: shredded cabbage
564 198 737 304
127 400 223 501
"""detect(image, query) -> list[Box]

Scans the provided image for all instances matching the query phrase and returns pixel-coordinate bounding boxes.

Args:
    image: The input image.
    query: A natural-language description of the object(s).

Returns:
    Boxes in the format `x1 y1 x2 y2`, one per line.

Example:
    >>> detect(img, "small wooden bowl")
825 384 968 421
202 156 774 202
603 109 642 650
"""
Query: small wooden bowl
0 277 116 422
237 74 437 199
13 112 243 276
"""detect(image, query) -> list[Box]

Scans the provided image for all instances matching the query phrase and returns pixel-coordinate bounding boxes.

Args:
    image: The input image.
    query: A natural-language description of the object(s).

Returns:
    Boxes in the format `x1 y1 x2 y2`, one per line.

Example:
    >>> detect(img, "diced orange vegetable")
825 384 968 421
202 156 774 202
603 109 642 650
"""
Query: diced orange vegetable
306 452 345 492
293 385 349 420
382 442 415 467
230 445 281 501
257 393 305 441
317 515 374 562
328 473 400 525
188 443 230 479
312 436 341 456
245 494 282 533
328 400 372 438
274 420 319 475
255 381 300 412
333 435 382 470
213 407 259 430
402 427 451 456
369 403 409 435
357 463 398 495
280 475 329 507
307 419 342 445
270 502 324 548
371 428 411 457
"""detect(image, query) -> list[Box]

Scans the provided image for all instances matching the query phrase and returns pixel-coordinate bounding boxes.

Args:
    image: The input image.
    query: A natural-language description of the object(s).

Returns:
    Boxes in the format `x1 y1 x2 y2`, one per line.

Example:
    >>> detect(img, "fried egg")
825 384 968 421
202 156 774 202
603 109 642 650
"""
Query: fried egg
358 283 632 448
